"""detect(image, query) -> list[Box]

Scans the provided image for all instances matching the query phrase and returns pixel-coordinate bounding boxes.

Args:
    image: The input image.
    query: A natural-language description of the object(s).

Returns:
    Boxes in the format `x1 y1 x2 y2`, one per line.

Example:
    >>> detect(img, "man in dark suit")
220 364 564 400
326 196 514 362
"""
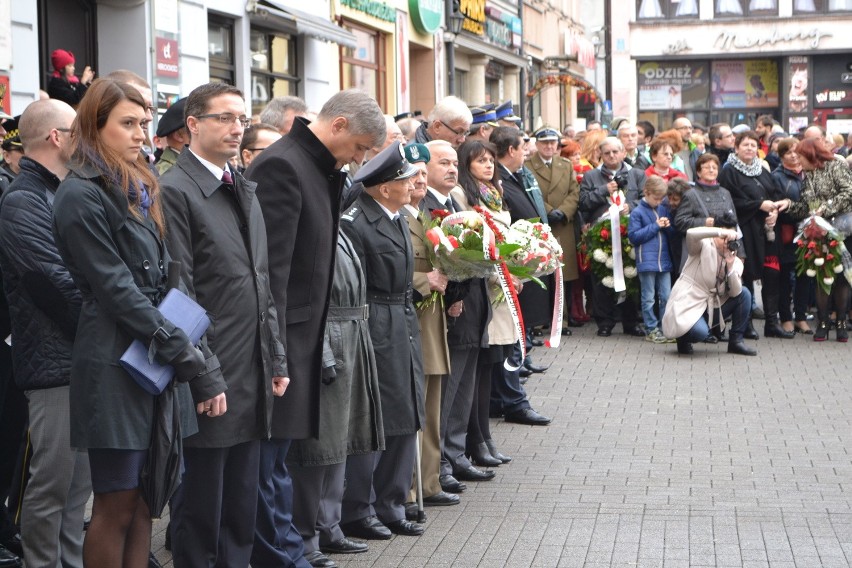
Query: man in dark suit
491 126 553 426
160 83 288 567
340 143 426 539
244 90 386 568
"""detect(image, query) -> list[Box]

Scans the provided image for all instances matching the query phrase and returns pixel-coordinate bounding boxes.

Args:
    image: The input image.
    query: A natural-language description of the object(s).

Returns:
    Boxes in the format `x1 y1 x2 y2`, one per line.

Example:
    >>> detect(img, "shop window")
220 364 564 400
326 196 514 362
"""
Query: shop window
636 0 699 19
340 21 386 109
714 0 778 17
208 14 235 85
455 69 468 102
250 29 298 115
485 78 499 105
793 0 852 12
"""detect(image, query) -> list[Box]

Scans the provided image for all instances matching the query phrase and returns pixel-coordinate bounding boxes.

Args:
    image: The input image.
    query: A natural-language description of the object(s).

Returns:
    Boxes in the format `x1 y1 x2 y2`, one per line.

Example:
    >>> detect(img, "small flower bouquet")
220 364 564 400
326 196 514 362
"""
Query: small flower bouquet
581 215 638 297
795 215 852 294
504 219 564 279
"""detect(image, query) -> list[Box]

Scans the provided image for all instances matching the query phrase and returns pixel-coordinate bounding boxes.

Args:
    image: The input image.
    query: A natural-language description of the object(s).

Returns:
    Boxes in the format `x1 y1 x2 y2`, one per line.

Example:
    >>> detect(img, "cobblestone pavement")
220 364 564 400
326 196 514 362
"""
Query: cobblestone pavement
152 323 852 567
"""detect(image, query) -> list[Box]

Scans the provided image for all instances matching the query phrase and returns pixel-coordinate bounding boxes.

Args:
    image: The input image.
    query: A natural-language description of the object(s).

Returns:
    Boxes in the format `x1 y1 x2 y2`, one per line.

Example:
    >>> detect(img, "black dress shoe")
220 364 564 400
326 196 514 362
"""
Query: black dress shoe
504 407 552 426
623 325 645 337
469 442 502 467
304 551 337 568
523 362 548 373
728 340 757 356
386 519 425 536
485 439 512 463
561 327 572 336
702 334 718 344
439 473 467 493
596 327 612 337
453 465 496 481
404 503 419 521
676 337 693 354
340 515 392 540
568 317 584 327
423 491 460 506
531 338 544 346
0 537 21 559
320 537 369 554
518 367 532 378
0 545 21 568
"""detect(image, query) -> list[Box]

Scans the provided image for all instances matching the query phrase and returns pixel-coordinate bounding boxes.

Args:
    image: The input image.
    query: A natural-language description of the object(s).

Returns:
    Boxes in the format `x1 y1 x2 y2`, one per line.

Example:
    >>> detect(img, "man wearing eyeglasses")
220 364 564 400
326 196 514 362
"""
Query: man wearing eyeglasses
413 96 473 149
160 82 289 568
579 136 647 338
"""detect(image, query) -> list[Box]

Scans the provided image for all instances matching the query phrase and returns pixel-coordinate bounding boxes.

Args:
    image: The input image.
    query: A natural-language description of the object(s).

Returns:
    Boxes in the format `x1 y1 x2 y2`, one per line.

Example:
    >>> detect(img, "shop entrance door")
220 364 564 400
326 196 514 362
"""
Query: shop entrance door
38 0 97 90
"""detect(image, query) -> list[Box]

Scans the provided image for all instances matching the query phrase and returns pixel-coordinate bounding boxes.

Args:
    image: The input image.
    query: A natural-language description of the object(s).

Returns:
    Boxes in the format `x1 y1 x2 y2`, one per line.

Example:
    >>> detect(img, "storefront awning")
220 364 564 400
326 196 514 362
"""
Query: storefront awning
251 1 357 49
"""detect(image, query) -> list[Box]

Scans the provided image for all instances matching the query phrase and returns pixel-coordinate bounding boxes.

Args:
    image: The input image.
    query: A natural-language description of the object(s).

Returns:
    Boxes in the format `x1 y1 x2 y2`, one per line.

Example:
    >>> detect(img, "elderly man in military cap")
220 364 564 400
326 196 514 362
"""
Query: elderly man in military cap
340 143 427 539
153 98 188 175
467 106 499 142
495 100 522 128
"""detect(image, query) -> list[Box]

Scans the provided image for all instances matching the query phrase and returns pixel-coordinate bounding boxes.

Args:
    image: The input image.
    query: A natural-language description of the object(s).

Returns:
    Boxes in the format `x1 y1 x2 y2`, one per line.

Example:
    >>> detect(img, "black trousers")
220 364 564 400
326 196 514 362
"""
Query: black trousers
171 440 261 568
591 274 639 331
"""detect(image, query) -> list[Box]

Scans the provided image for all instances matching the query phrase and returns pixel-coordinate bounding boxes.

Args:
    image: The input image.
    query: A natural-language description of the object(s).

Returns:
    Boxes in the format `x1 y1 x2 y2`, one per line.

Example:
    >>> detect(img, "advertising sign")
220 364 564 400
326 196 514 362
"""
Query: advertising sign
788 56 809 113
156 37 179 78
813 56 852 109
745 59 778 107
712 60 778 108
638 62 709 110
409 0 442 34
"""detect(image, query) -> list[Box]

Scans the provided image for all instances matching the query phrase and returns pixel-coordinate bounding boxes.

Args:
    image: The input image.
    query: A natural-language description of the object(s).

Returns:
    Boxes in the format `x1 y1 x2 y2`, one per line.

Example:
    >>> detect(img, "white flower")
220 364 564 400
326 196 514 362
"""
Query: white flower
592 249 607 263
814 257 825 266
806 269 817 277
835 264 844 273
605 256 614 268
823 277 834 286
601 276 615 288
623 266 637 278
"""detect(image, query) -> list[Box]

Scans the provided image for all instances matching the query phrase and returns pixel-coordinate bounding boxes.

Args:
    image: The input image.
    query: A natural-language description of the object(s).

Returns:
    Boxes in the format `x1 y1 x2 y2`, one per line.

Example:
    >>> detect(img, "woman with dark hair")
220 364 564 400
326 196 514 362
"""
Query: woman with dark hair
440 140 497 480
771 138 813 335
719 130 793 340
646 138 688 182
52 79 224 567
787 138 852 341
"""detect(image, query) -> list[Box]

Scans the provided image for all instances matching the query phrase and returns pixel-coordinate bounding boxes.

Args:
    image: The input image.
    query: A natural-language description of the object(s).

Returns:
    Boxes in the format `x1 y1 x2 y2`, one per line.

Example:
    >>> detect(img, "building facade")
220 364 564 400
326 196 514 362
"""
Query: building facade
616 0 852 134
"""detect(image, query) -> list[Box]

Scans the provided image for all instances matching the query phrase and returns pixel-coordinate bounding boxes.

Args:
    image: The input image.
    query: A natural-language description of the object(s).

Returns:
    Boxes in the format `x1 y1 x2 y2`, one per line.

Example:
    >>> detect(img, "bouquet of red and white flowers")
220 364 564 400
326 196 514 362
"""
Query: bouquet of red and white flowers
795 214 852 294
582 215 638 297
503 219 564 279
424 208 504 281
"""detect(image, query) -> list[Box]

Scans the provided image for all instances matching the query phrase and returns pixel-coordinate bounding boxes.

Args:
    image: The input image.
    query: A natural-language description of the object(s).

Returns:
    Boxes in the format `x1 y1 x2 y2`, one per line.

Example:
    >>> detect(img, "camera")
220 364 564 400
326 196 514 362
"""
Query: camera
727 240 739 252
612 172 629 189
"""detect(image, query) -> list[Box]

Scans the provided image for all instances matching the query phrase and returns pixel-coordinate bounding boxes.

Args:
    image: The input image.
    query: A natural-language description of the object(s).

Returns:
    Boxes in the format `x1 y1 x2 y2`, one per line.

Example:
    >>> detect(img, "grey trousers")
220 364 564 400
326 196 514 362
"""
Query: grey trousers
289 461 345 553
21 385 91 568
440 347 479 475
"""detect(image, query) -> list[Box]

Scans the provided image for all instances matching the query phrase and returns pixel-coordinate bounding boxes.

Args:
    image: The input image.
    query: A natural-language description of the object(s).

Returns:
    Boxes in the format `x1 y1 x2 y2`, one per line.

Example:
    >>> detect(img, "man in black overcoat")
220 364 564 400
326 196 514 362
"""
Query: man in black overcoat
160 83 288 568
340 143 427 539
244 89 386 567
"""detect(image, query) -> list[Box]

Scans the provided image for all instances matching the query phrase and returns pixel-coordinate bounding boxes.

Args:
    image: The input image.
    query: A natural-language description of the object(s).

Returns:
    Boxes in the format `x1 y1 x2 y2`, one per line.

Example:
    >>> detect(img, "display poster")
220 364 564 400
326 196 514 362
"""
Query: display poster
712 61 746 108
812 56 852 109
744 59 778 107
637 62 709 110
787 56 809 113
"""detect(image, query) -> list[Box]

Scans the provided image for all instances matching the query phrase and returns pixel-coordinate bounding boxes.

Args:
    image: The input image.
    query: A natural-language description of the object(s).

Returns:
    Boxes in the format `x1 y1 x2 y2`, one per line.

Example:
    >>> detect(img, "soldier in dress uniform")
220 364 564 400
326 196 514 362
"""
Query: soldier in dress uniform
340 143 427 539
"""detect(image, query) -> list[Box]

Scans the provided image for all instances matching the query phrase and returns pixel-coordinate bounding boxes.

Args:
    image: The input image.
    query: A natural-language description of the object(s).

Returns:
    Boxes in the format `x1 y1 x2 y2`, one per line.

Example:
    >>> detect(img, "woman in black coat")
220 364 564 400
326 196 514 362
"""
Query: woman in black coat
719 130 792 339
52 79 224 567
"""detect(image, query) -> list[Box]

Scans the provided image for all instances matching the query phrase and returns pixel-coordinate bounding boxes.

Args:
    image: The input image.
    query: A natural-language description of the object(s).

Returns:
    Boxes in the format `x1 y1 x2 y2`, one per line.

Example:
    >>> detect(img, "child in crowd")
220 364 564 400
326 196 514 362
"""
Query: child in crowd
666 178 691 281
628 176 675 343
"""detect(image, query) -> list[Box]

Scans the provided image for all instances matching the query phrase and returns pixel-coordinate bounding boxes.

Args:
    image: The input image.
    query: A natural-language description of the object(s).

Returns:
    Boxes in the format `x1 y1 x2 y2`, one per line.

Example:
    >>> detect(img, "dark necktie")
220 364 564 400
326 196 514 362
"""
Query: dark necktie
221 170 233 186
445 199 455 214
545 161 552 169
394 214 406 235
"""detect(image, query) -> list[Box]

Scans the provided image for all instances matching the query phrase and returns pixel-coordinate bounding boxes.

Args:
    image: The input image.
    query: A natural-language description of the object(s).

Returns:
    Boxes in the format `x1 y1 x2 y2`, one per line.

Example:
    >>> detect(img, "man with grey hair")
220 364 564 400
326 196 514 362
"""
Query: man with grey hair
0 98 92 568
342 115 404 209
579 136 646 337
397 116 420 143
260 96 309 136
618 122 650 170
414 96 473 148
245 89 385 568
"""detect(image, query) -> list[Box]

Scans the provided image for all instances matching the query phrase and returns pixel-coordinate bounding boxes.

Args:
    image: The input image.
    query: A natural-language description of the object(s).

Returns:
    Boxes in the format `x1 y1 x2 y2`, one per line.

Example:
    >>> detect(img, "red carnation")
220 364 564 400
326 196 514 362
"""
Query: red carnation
807 241 817 249
830 240 838 247
827 253 835 261
600 228 610 240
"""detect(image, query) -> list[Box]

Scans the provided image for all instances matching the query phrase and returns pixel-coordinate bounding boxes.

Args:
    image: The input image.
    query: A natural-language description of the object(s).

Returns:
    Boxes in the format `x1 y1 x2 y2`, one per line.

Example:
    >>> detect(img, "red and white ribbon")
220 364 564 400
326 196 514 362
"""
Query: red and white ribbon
608 203 626 293
544 265 564 348
496 262 526 371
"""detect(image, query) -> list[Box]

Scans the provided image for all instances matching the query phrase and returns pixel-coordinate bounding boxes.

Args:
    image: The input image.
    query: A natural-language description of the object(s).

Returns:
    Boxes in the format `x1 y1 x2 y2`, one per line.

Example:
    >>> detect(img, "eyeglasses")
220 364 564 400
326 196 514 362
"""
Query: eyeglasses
601 149 621 155
245 147 269 153
45 127 71 141
438 120 467 139
196 113 250 128
676 125 693 131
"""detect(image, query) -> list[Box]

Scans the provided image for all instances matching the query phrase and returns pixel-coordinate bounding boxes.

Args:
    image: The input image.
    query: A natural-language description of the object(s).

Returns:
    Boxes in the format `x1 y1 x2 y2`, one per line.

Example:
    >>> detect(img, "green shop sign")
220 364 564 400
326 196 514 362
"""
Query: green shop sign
341 0 397 23
409 0 442 34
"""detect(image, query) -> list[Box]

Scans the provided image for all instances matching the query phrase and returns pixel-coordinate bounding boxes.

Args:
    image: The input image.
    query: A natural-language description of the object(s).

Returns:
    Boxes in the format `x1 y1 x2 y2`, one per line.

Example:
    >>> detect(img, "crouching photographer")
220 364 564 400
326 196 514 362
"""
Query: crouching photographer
662 212 757 356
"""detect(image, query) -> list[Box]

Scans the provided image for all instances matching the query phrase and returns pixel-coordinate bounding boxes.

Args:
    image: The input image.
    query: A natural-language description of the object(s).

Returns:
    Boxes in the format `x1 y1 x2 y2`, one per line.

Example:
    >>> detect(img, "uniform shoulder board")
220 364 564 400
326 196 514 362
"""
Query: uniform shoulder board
556 156 571 164
341 206 360 222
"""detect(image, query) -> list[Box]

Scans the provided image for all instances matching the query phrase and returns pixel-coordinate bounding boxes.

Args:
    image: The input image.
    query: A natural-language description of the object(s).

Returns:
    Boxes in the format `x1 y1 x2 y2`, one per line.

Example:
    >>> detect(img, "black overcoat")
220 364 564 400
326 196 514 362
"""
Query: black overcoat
53 163 221 449
499 167 555 329
340 194 425 436
245 117 345 440
160 150 285 448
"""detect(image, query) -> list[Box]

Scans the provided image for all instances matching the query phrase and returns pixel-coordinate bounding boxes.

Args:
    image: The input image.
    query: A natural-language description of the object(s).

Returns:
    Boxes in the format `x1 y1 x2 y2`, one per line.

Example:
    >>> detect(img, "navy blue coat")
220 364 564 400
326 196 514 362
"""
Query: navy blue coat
628 198 675 273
